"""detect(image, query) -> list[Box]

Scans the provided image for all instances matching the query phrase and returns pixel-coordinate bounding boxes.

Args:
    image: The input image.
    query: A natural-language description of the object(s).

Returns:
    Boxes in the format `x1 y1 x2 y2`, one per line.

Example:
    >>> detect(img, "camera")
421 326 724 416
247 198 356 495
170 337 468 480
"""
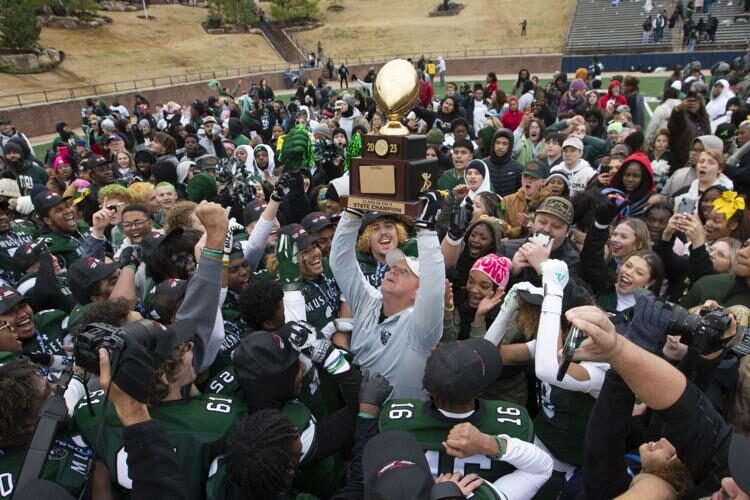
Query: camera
74 320 162 375
668 304 750 356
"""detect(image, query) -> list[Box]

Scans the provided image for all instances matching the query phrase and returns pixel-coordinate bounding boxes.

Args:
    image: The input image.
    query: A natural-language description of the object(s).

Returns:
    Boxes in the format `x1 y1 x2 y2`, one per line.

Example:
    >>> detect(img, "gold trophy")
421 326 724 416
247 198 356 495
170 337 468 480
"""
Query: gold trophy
343 59 440 216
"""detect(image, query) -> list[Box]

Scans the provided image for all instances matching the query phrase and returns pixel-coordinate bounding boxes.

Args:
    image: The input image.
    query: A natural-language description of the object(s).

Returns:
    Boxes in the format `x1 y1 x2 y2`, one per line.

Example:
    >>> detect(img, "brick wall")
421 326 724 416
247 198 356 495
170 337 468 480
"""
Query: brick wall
2 54 561 138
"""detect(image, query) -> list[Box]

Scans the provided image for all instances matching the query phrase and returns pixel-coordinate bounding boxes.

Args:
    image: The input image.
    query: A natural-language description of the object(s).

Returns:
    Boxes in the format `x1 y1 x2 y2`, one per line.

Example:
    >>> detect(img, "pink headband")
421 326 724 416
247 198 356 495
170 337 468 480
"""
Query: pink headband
470 254 511 289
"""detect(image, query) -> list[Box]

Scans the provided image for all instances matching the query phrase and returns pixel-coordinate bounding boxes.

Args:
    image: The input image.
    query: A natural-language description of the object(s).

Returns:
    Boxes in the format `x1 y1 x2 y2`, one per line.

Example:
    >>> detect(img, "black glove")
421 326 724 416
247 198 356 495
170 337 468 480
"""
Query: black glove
285 320 334 364
595 192 627 226
271 172 296 202
448 196 472 240
415 190 443 230
358 371 393 407
20 351 52 367
624 289 672 354
118 245 142 269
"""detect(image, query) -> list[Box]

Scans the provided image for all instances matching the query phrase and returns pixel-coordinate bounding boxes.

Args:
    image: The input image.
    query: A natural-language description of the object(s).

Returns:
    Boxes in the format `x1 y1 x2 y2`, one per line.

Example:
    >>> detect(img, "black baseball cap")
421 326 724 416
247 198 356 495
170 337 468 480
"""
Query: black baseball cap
301 211 334 234
0 286 26 314
13 242 44 273
68 257 119 305
362 211 402 228
281 224 319 252
233 331 299 383
32 190 66 217
423 338 503 402
196 155 219 172
363 430 435 500
80 155 109 171
242 199 268 225
153 278 189 322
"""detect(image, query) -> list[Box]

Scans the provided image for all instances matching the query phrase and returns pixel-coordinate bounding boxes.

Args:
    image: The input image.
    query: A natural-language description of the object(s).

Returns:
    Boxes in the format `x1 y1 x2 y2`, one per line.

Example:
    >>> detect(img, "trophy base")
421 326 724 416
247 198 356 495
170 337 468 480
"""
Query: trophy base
378 120 410 136
342 196 424 217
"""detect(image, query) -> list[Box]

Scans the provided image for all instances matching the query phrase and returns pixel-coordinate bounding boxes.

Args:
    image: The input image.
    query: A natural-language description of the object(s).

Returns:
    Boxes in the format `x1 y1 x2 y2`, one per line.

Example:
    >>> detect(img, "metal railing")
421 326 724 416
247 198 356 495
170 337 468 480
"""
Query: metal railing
0 45 563 110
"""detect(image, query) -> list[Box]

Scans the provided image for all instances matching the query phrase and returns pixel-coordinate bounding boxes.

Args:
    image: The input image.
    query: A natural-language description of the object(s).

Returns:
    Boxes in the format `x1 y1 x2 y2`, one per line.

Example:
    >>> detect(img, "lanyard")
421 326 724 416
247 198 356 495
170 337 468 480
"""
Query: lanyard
308 275 339 316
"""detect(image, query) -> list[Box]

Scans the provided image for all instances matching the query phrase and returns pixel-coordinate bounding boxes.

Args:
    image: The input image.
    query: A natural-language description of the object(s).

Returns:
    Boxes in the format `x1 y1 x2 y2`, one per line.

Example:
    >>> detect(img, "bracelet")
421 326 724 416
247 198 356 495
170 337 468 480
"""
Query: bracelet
202 247 224 258
222 255 230 268
357 411 376 419
444 303 455 312
489 435 506 460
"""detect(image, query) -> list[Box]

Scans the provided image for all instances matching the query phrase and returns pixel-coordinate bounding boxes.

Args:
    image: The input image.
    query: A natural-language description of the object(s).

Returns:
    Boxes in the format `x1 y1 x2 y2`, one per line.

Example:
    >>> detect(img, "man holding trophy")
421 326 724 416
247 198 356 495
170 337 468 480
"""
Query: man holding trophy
330 59 446 400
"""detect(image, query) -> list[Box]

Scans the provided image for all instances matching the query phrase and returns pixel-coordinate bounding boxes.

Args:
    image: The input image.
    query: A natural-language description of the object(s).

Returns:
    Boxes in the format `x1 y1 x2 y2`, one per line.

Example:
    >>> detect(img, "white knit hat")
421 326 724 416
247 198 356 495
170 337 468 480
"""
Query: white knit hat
0 178 21 199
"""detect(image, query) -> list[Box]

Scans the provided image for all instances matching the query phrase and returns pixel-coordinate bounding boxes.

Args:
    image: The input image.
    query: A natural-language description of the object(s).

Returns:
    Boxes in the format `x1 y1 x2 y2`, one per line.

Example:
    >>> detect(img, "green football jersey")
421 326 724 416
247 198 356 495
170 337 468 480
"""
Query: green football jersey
22 309 68 356
300 264 340 330
0 225 35 283
73 391 247 500
0 431 92 499
34 221 90 270
379 399 534 481
533 381 596 466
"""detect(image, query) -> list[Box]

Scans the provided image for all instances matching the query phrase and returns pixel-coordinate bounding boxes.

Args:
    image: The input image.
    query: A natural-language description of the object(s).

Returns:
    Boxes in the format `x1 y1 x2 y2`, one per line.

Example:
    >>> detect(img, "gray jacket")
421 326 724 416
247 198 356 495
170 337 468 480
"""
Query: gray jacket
330 214 445 399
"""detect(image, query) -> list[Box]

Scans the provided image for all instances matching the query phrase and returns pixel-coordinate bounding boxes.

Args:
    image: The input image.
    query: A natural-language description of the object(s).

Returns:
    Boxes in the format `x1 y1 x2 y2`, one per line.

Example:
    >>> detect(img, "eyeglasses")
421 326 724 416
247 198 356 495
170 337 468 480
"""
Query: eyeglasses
122 219 147 230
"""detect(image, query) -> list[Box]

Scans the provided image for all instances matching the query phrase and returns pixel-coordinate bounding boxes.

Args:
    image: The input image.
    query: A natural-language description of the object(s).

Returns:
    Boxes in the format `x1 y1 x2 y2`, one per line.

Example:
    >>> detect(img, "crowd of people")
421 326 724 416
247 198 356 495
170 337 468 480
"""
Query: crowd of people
0 52 750 500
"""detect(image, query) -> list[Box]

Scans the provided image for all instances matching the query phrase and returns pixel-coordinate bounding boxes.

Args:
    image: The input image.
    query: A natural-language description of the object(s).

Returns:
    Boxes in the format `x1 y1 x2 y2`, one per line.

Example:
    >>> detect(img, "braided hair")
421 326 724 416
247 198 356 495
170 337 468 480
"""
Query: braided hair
224 409 300 499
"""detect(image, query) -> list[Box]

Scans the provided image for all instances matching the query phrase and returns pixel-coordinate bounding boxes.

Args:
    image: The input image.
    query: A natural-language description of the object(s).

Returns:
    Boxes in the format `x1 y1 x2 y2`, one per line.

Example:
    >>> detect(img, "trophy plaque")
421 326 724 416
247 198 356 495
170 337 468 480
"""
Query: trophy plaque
343 59 441 216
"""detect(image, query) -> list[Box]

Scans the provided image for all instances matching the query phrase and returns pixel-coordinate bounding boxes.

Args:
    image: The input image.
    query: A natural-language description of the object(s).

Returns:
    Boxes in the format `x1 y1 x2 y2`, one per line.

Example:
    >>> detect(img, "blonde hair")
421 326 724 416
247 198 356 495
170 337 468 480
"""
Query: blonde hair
165 200 197 232
357 221 408 255
128 182 155 205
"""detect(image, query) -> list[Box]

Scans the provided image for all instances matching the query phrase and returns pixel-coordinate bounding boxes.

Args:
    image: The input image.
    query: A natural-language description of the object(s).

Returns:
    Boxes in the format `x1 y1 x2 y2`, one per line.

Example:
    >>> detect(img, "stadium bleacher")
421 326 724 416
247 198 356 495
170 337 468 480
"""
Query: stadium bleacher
565 0 750 54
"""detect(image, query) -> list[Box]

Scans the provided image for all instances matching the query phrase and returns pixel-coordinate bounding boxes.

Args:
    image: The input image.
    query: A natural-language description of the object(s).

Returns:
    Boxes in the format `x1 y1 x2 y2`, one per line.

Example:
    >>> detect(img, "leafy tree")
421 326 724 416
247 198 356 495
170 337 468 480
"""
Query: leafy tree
207 0 258 29
270 0 319 24
0 0 41 52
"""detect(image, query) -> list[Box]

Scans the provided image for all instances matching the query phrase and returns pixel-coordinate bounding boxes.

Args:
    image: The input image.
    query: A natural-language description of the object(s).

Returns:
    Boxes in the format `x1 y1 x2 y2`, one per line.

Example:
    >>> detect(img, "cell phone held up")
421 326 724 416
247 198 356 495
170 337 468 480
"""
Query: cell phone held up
678 197 696 215
557 325 583 381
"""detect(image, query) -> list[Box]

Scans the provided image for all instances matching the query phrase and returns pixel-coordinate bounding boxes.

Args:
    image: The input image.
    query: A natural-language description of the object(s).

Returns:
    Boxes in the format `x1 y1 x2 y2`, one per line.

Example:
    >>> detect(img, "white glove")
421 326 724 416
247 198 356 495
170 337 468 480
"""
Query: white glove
500 281 539 313
541 259 569 297
227 217 245 233
14 196 34 215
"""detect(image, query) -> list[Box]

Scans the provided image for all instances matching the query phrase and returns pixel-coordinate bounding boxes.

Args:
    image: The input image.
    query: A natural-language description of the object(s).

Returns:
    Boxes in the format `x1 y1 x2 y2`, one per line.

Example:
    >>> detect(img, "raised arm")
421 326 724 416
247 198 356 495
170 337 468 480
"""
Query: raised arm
411 228 446 350
176 202 227 372
329 210 376 315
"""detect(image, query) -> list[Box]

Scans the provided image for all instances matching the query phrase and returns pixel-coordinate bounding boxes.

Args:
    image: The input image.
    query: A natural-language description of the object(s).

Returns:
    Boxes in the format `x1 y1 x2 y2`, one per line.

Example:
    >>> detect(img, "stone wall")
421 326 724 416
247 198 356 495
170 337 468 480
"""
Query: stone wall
2 54 561 138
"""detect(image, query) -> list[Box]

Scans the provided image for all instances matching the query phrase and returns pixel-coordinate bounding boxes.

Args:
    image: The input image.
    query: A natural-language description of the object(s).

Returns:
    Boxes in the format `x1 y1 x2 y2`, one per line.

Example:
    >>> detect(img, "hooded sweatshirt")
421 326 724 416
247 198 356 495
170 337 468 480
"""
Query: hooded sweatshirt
463 159 493 201
611 151 655 218
662 135 724 196
598 81 629 110
251 144 276 177
705 79 735 122
550 157 595 197
482 128 523 197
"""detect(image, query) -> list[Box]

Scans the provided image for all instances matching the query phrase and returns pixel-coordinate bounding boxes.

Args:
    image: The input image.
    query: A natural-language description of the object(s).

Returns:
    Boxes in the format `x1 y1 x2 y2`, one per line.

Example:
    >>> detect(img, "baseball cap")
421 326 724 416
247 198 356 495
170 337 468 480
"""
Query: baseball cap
13 242 44 274
153 278 189 322
363 431 435 500
0 286 25 314
385 248 419 278
233 331 300 384
196 155 219 172
203 115 218 125
730 433 750 495
243 199 268 225
281 224 319 253
140 230 171 260
301 211 334 234
522 160 549 179
80 155 109 171
106 134 124 144
423 338 503 402
716 122 737 143
32 190 66 217
362 211 402 228
68 257 119 305
562 137 583 151
536 196 574 226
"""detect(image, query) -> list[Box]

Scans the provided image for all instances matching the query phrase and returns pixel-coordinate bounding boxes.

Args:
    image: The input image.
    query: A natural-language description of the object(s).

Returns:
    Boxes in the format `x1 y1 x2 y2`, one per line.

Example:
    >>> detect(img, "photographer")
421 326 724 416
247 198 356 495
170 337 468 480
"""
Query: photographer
567 304 749 498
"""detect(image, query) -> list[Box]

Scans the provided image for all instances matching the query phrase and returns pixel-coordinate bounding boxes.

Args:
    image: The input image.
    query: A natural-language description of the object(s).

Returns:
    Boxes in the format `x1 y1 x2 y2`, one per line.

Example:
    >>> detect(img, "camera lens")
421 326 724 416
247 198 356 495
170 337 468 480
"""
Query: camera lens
667 303 702 341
